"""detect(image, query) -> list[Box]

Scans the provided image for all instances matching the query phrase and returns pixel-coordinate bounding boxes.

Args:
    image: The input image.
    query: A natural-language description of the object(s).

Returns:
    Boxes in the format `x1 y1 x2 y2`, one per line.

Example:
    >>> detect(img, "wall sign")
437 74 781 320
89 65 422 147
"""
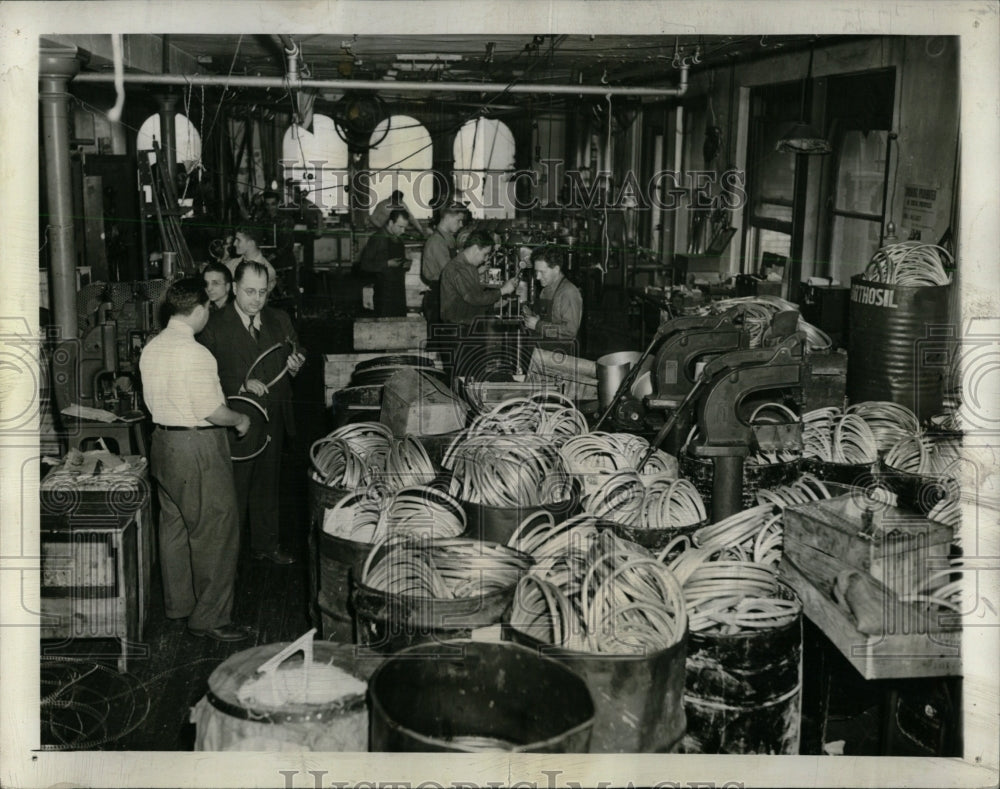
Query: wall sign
901 183 940 231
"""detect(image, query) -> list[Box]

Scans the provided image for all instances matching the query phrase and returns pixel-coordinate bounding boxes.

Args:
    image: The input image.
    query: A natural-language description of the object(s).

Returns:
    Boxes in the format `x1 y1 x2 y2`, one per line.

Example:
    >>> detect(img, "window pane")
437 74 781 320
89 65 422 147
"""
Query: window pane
755 229 791 265
454 118 516 218
754 202 793 224
834 130 887 215
757 120 798 202
368 116 434 218
281 116 350 212
830 215 881 278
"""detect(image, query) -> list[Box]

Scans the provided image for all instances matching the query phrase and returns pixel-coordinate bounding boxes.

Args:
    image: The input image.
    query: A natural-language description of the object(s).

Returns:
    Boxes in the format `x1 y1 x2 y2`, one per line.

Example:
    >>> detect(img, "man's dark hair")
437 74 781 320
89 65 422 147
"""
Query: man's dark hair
164 277 209 317
390 189 405 201
203 261 233 285
531 245 565 271
463 230 494 250
387 207 410 225
234 259 270 284
234 225 262 246
436 203 465 224
262 190 280 203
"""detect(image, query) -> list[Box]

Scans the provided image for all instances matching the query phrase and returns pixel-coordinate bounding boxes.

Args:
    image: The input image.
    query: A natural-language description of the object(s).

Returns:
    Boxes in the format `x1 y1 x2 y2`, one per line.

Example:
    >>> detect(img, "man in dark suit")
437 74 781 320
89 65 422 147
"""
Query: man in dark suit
199 260 305 565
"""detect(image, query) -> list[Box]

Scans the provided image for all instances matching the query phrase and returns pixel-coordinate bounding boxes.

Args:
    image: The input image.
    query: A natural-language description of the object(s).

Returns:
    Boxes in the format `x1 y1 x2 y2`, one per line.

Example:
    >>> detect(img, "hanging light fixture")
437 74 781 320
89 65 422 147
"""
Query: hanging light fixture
776 44 831 154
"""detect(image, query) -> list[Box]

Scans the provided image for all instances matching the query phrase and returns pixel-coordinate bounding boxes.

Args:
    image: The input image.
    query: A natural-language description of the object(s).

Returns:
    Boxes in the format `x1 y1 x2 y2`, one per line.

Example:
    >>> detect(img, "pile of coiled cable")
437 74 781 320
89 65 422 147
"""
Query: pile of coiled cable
883 433 961 476
697 296 833 352
863 242 953 286
559 432 678 499
509 525 687 654
801 408 879 464
756 473 833 508
443 433 576 507
466 392 589 446
310 423 435 491
899 556 964 614
585 472 706 530
359 538 531 599
322 485 465 543
844 401 920 452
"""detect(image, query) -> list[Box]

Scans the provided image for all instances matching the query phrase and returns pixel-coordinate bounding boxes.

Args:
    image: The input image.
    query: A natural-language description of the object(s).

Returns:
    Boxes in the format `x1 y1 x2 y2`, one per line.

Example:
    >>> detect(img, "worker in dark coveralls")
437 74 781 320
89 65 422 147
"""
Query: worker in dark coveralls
521 245 583 356
140 277 253 642
199 260 305 566
358 207 411 318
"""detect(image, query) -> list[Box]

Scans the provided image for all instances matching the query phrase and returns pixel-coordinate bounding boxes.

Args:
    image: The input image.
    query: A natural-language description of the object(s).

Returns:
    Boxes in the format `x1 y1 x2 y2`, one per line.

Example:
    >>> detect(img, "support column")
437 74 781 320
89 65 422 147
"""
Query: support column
156 92 179 186
40 47 82 339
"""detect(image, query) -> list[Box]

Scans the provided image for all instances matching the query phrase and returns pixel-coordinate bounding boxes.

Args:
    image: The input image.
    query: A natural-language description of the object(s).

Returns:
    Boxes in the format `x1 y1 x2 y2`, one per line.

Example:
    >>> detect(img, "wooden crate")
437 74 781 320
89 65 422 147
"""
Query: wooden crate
353 316 427 351
323 352 440 408
780 558 960 679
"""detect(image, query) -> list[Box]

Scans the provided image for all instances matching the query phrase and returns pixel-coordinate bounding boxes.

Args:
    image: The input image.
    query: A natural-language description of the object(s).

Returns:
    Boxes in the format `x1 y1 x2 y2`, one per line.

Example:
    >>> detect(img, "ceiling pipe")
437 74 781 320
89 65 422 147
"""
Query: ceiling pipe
72 63 689 98
276 35 299 82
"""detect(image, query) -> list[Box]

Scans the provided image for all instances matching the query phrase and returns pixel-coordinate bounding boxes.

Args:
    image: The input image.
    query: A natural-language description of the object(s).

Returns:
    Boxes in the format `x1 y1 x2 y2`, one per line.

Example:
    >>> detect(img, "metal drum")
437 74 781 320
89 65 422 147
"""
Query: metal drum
368 640 595 752
847 276 952 421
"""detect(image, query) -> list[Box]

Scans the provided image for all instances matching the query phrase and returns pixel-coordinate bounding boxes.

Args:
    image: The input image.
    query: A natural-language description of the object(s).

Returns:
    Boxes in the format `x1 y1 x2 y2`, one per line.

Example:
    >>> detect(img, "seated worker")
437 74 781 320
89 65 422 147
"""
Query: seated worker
420 203 465 326
230 226 278 295
358 207 411 317
440 230 517 327
521 245 583 355
369 189 430 237
203 261 233 311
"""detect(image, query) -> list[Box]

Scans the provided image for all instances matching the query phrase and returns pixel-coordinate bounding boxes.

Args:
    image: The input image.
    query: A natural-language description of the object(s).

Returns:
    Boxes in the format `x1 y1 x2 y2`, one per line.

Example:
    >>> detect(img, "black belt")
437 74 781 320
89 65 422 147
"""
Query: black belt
156 424 220 431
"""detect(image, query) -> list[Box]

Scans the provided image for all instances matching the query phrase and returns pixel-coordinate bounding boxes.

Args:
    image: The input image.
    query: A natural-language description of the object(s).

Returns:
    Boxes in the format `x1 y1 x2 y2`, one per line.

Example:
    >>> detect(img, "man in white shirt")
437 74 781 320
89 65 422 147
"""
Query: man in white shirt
140 278 253 642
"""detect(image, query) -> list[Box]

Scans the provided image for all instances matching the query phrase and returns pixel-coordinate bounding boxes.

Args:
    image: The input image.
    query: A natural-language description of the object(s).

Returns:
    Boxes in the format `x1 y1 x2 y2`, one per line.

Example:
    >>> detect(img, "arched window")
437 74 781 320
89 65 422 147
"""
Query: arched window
137 114 202 168
453 118 516 219
367 115 433 219
281 114 350 212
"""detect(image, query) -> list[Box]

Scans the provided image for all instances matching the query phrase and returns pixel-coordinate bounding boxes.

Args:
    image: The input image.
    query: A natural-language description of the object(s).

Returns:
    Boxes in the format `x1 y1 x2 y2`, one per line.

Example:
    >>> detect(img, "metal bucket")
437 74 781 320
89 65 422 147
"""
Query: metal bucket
368 640 595 752
318 531 374 642
506 628 688 753
596 351 642 410
682 581 802 754
679 452 800 512
609 518 708 556
352 574 520 654
191 641 378 751
800 457 876 489
461 478 582 545
307 476 352 634
847 276 952 421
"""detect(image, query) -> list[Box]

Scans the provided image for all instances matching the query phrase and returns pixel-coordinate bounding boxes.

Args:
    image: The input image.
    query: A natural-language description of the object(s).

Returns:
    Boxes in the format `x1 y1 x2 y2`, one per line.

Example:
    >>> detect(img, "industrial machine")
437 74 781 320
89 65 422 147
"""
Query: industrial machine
639 311 807 522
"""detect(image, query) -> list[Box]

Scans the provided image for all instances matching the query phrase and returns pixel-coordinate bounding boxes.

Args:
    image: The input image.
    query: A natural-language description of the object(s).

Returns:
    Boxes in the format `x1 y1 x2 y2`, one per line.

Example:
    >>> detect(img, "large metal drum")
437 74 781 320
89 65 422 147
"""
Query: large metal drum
368 640 595 752
847 276 952 421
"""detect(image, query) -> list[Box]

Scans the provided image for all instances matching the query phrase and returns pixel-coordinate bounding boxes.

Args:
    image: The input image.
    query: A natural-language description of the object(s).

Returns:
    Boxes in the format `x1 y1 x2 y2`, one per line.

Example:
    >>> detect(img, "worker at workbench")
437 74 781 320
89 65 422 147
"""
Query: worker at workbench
230 226 278 295
140 277 253 642
440 230 517 326
420 202 465 326
358 207 411 318
521 245 583 355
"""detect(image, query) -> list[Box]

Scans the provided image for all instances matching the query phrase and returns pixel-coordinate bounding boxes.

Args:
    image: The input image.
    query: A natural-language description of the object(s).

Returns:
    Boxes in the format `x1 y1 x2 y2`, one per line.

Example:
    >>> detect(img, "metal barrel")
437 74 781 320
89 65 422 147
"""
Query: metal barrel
191 641 378 751
317 531 374 642
351 577 519 654
847 276 952 421
461 479 582 545
307 475 352 634
505 628 688 753
368 640 595 752
682 581 803 754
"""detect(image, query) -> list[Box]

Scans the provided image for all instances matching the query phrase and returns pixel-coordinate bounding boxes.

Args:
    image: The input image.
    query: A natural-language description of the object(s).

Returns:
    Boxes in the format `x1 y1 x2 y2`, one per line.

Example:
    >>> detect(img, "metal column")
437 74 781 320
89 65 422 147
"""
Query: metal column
39 48 82 339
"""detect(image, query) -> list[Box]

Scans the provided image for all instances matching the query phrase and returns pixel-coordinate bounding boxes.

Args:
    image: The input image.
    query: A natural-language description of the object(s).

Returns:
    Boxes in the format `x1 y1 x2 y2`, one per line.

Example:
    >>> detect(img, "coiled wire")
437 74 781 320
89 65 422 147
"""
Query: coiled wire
322 486 465 543
864 242 953 286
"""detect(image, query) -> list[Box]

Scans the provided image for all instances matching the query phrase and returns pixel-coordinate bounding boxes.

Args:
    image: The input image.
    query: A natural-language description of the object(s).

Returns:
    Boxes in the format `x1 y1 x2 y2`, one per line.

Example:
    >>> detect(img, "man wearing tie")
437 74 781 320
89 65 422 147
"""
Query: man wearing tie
199 260 305 565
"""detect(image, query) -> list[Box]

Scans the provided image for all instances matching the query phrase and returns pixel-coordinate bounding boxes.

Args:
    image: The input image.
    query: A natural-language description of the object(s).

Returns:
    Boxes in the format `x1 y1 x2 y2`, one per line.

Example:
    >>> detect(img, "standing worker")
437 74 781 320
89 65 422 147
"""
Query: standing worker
358 207 411 318
420 203 464 327
439 230 517 326
140 277 254 642
369 189 430 237
521 245 584 355
199 260 305 566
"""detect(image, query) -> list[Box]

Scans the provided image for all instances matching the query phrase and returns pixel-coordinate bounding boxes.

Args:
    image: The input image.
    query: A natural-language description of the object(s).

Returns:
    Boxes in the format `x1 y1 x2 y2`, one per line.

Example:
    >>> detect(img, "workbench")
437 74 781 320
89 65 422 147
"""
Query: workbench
39 457 153 672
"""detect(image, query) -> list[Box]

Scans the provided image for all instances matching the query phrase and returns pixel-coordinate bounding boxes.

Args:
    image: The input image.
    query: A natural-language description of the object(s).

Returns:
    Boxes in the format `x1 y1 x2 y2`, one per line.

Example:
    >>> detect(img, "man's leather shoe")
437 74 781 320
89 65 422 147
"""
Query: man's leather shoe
188 624 253 642
253 548 296 565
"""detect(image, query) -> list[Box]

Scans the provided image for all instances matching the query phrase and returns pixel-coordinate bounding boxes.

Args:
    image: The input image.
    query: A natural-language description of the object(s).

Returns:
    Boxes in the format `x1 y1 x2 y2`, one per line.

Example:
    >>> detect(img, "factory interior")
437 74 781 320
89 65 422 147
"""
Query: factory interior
25 27 996 767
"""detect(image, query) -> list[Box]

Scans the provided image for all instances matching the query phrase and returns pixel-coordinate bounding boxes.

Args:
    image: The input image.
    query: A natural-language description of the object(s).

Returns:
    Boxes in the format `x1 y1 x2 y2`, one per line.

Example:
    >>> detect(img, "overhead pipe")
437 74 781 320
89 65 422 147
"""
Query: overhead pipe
73 63 689 98
276 35 299 82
